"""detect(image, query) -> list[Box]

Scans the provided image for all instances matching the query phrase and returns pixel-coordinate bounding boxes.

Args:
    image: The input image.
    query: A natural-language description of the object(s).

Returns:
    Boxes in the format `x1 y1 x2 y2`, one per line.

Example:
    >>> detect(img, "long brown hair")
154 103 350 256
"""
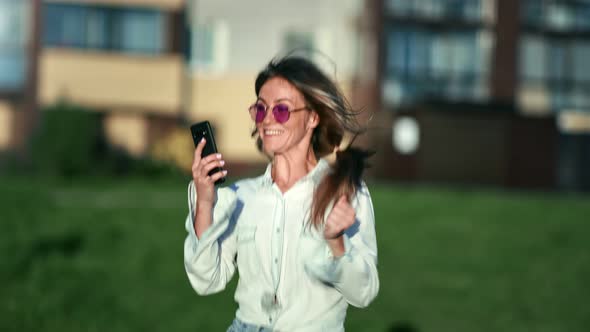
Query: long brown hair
253 56 372 228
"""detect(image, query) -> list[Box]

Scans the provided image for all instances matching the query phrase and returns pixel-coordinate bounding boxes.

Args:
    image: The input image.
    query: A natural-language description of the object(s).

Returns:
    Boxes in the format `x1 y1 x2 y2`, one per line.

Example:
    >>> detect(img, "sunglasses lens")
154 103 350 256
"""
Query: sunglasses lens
254 104 266 123
273 104 290 123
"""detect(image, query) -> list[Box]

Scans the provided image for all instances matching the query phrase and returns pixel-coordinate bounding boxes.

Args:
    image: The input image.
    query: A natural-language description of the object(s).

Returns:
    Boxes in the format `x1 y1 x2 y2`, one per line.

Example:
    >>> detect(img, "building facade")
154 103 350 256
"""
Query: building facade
0 0 38 152
0 0 187 167
371 0 590 191
1 0 369 173
39 0 186 157
3 0 585 190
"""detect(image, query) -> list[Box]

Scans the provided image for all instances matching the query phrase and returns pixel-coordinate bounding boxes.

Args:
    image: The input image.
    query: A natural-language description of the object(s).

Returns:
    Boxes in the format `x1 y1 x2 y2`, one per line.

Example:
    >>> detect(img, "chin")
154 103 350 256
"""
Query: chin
261 136 281 149
262 144 280 156
262 141 290 156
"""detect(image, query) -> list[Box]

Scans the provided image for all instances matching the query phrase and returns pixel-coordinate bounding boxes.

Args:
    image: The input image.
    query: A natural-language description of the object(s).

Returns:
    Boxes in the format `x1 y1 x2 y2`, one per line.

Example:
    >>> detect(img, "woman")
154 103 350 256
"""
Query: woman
184 56 379 331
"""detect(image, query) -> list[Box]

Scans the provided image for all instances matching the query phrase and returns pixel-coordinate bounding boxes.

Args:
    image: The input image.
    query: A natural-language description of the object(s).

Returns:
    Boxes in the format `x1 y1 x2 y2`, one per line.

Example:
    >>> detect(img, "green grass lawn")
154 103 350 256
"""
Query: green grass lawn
1 175 589 332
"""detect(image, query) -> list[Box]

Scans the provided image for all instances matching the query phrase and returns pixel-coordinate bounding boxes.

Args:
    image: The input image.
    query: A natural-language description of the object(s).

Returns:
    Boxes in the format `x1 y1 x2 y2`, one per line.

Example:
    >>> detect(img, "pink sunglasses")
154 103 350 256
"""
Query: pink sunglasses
248 102 309 124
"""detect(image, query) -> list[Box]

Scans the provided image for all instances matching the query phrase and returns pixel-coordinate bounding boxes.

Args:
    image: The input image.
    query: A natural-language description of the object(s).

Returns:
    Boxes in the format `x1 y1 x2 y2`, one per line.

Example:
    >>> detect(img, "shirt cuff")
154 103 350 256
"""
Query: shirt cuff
303 234 353 284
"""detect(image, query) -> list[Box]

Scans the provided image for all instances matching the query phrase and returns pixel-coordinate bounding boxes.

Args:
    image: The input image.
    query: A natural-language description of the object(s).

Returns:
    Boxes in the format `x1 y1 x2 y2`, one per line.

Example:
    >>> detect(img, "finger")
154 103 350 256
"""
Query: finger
201 159 225 175
341 202 355 215
328 207 355 226
328 207 347 220
201 152 222 165
335 198 354 215
334 195 349 208
194 153 222 175
331 201 351 216
209 169 228 182
194 138 207 161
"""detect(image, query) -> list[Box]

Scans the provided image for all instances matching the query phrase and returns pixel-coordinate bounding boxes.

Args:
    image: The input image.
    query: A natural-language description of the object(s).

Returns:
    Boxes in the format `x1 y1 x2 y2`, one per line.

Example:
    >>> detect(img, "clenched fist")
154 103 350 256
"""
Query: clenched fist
324 195 355 240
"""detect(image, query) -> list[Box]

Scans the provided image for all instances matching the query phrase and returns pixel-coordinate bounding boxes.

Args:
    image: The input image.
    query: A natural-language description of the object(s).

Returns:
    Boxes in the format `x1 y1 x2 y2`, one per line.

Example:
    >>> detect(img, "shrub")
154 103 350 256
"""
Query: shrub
30 102 106 177
29 101 186 178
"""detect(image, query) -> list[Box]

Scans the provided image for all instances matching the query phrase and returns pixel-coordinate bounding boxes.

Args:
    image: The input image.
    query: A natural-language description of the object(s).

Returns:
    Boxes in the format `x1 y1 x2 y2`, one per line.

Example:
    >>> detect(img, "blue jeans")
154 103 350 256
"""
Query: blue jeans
226 318 273 332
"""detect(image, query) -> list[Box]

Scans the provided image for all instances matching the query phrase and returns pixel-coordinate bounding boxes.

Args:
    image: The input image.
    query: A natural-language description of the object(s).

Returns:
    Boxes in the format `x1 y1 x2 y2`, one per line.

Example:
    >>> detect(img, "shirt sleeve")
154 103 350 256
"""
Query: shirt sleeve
304 182 380 308
183 180 239 295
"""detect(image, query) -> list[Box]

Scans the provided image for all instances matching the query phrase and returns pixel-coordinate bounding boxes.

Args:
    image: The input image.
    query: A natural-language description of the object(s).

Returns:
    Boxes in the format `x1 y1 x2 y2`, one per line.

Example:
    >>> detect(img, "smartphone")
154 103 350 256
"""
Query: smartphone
190 121 225 185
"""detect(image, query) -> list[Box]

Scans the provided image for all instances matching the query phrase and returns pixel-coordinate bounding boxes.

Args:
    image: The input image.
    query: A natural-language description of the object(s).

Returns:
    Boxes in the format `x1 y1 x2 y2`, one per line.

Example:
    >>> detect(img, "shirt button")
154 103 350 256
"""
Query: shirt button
276 228 280 233
274 258 278 264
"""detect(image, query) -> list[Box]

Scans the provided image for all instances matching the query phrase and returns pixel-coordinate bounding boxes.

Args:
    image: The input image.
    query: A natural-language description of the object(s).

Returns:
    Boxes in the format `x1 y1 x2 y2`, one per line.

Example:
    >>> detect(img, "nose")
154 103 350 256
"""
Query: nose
261 106 275 124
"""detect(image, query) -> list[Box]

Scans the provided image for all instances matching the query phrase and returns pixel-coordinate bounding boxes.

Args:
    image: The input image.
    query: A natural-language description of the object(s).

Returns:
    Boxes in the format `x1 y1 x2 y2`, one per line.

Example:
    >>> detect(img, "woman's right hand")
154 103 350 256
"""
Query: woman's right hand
192 138 227 207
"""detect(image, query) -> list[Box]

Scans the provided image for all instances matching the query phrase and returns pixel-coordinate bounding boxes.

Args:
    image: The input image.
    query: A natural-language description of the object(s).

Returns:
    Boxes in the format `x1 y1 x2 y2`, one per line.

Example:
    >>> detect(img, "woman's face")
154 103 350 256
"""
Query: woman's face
255 76 318 157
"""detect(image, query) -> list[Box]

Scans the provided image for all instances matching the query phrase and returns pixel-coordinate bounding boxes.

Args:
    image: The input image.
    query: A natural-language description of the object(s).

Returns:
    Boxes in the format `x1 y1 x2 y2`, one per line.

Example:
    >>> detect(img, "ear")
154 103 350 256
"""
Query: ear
306 110 319 130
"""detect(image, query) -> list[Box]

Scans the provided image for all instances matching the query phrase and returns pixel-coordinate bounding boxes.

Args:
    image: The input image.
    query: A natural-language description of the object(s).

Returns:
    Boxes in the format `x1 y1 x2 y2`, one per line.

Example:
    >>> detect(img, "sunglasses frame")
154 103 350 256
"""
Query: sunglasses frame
248 102 310 124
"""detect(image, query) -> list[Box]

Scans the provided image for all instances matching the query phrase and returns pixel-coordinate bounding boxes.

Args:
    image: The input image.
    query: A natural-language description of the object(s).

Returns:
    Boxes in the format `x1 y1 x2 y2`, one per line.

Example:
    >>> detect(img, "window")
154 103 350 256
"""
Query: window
282 29 339 74
283 30 315 57
383 26 490 105
118 10 164 54
522 0 590 31
43 3 165 55
44 4 91 48
189 21 229 72
382 0 491 107
0 0 29 90
192 24 214 66
520 36 590 111
519 0 590 112
85 8 108 49
519 36 547 81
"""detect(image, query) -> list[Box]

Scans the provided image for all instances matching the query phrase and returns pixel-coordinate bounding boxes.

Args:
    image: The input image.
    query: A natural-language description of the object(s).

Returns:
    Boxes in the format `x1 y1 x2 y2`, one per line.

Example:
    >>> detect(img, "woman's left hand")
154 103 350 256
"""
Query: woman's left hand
324 195 355 240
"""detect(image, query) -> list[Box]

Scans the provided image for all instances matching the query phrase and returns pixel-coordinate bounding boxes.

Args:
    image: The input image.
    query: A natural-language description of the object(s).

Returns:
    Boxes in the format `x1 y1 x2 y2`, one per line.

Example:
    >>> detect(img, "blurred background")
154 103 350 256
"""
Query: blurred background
1 0 589 331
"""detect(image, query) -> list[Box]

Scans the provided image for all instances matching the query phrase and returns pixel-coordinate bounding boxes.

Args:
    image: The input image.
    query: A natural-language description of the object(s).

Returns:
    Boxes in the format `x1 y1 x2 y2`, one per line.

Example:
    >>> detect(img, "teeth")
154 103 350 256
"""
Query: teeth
264 129 283 136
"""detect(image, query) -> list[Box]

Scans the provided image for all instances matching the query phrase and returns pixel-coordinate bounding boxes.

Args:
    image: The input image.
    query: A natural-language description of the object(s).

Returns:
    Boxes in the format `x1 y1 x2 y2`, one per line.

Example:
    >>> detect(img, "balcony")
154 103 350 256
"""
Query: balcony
44 0 184 11
38 49 183 115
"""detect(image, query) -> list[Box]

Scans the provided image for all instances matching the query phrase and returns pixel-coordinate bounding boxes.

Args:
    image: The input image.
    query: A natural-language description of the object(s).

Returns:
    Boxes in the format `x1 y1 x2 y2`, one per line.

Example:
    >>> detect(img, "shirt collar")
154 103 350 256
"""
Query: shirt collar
260 158 330 188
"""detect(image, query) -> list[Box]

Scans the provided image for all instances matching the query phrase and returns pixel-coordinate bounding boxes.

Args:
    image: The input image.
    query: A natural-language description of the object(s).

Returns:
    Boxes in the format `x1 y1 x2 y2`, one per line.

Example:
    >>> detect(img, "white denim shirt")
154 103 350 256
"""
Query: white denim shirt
184 159 379 331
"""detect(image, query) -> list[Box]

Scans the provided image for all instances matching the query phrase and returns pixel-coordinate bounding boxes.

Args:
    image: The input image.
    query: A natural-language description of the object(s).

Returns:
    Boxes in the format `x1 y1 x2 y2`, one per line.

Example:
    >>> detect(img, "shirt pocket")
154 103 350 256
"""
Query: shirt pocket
238 224 257 244
236 224 261 274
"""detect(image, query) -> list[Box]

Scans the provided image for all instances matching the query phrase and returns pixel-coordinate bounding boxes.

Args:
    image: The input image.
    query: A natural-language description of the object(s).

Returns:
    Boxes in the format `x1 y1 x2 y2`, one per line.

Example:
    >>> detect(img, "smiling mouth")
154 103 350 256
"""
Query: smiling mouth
263 129 284 136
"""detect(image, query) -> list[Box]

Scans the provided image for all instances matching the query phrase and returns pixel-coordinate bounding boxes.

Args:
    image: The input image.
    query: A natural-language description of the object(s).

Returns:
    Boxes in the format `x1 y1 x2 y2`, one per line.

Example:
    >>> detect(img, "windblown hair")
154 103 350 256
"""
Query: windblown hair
253 56 372 229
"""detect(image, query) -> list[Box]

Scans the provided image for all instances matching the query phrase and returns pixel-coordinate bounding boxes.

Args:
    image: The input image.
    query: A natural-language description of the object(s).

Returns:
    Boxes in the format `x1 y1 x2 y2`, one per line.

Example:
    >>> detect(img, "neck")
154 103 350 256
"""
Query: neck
271 148 318 193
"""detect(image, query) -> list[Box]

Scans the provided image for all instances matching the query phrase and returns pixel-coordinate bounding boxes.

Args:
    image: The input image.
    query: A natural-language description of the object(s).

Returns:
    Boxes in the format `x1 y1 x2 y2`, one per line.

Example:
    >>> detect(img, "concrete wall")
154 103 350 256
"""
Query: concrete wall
103 112 149 157
189 75 260 161
39 49 184 115
189 0 362 76
0 101 15 149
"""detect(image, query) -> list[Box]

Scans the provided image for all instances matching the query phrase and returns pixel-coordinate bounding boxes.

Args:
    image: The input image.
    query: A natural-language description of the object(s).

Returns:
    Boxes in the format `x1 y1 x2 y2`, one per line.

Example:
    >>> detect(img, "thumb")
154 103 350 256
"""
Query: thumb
194 138 206 161
336 194 347 206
